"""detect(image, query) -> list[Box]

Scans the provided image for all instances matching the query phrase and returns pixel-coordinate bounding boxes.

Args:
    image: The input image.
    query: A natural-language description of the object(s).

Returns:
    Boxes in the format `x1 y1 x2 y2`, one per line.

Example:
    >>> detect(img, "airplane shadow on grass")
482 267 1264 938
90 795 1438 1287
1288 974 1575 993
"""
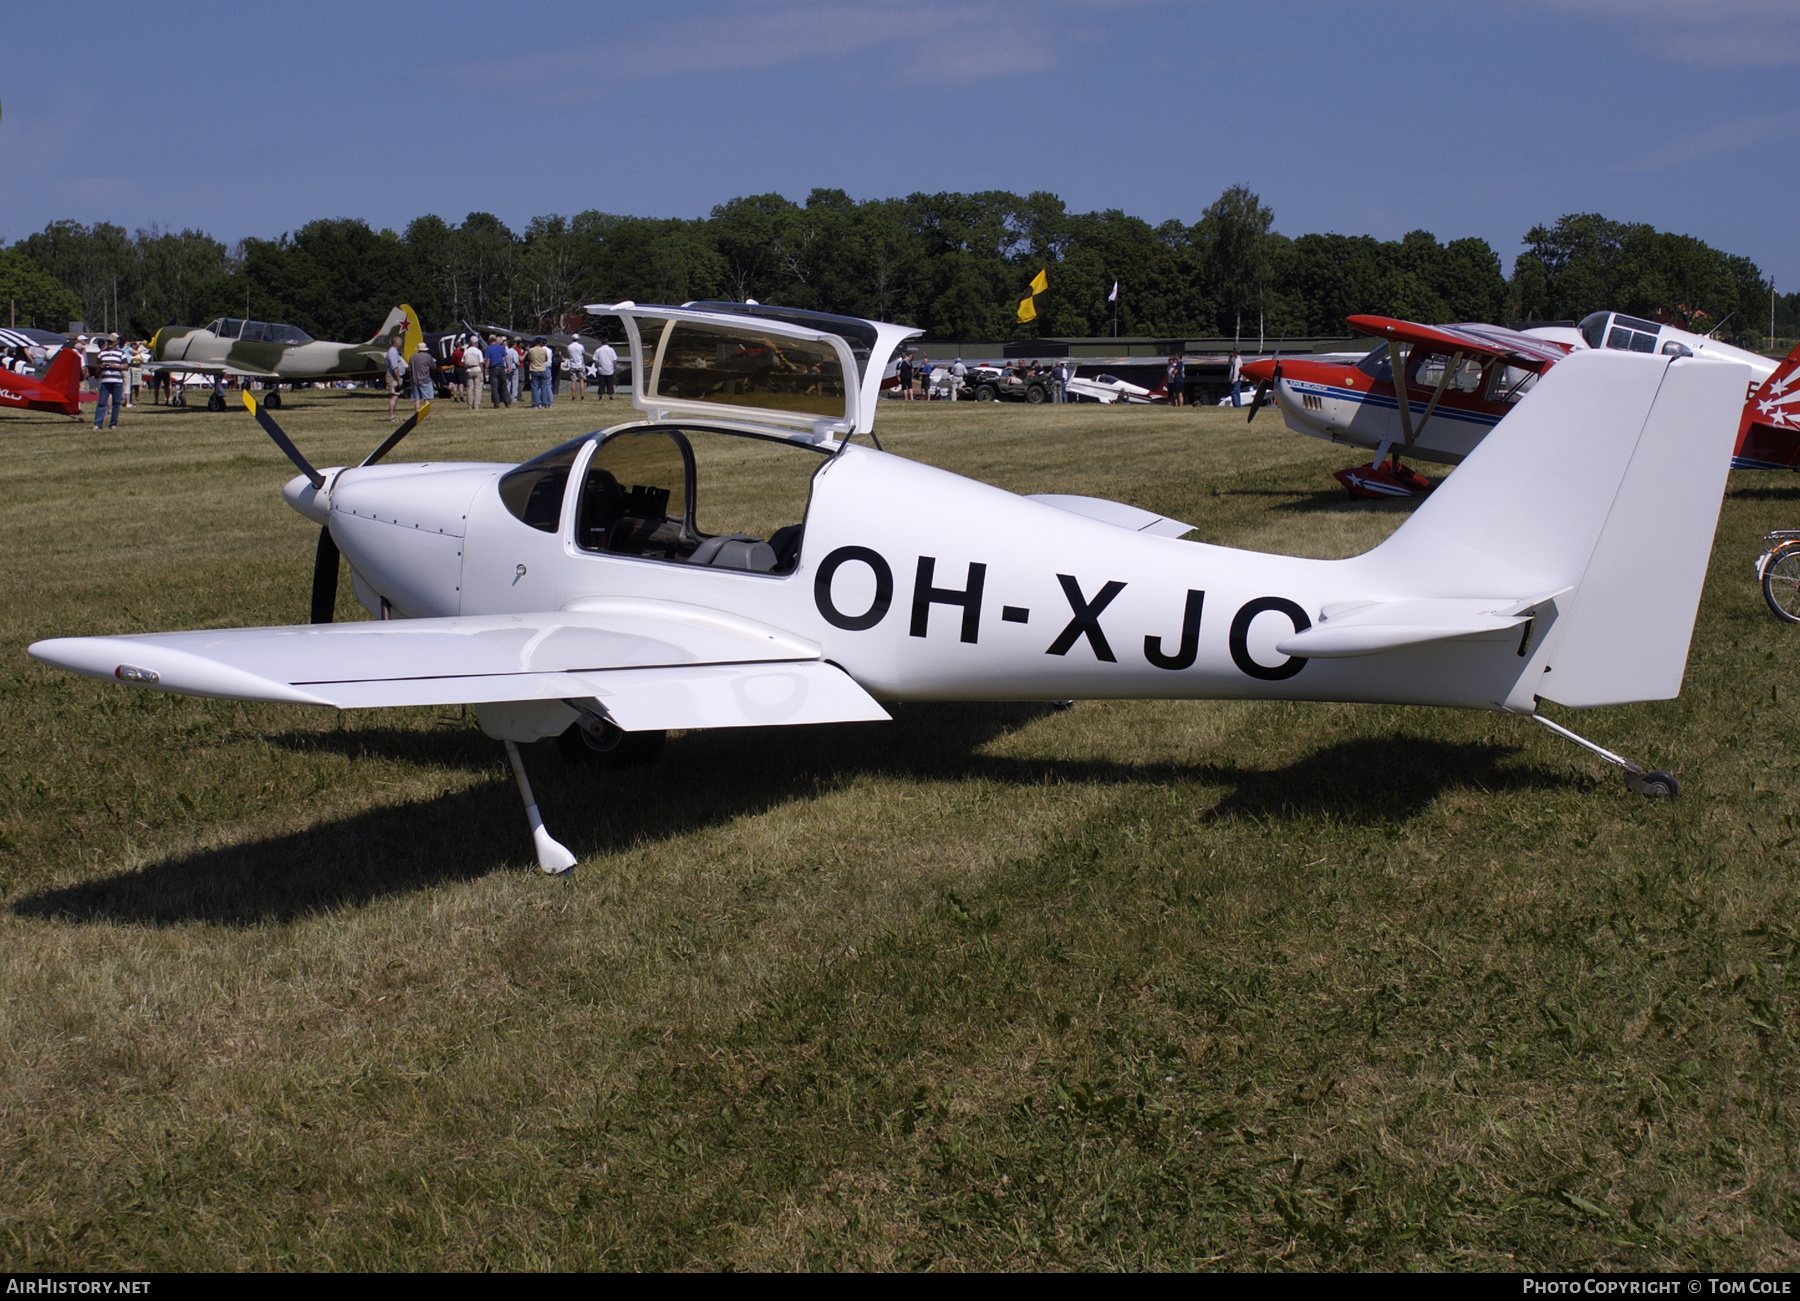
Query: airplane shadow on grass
12 706 1570 928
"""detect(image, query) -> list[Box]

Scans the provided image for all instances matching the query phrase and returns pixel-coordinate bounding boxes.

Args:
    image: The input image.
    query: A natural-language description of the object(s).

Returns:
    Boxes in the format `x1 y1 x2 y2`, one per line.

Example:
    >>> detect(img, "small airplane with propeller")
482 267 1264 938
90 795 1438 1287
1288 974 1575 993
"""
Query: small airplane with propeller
150 306 425 410
1242 310 1800 499
30 301 1750 873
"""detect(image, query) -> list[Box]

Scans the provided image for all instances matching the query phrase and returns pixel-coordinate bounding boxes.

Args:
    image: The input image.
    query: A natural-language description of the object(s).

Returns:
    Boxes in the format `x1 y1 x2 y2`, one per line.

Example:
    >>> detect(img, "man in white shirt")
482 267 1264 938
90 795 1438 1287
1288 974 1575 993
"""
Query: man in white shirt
384 331 406 421
565 336 587 400
93 335 128 430
461 338 485 411
596 340 618 399
950 357 966 402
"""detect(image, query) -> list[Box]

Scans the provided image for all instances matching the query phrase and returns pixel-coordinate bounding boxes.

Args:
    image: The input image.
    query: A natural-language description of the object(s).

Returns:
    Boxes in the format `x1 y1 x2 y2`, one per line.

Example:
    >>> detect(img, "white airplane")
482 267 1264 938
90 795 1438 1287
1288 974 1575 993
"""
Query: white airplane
1065 372 1167 405
28 302 1749 873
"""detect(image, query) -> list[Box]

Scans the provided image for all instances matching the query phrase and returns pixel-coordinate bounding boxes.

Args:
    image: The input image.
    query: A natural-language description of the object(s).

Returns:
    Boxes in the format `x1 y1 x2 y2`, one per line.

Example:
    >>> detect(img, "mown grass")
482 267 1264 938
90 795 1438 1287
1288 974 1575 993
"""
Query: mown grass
0 389 1796 1270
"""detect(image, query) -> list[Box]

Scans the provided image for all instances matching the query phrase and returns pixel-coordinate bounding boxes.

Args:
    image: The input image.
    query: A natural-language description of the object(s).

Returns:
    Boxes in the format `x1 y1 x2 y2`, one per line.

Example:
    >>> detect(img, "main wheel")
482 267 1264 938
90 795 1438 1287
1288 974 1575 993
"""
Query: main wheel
206 392 226 412
1763 542 1800 623
264 388 281 409
554 719 665 769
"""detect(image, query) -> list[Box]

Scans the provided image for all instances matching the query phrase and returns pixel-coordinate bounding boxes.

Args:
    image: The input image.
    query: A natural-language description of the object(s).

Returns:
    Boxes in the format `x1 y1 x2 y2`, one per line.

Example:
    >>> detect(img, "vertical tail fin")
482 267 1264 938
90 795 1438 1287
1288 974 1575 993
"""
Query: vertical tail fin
1732 340 1800 469
44 347 82 408
1371 349 1748 708
366 305 422 359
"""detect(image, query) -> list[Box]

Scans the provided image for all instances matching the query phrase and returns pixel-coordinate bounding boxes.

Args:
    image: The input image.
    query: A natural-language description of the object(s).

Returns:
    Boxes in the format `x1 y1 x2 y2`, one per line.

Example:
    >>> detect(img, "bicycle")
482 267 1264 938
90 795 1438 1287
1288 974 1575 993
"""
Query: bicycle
1755 530 1800 623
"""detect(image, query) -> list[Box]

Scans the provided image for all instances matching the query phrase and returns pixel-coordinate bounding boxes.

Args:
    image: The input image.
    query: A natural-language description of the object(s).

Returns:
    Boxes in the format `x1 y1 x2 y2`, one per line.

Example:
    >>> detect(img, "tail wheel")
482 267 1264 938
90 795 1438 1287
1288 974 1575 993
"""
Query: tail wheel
1637 770 1680 799
1762 542 1800 623
554 719 666 769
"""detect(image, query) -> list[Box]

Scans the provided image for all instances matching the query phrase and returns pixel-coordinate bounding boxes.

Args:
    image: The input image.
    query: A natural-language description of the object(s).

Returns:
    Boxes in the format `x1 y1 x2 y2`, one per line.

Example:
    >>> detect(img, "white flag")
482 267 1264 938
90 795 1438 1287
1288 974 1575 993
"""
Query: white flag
1108 281 1119 302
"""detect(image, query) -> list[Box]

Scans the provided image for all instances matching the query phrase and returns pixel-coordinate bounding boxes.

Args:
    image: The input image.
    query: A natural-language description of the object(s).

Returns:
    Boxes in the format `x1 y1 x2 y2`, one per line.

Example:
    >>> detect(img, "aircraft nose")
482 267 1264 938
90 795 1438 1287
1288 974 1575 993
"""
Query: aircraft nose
282 471 337 524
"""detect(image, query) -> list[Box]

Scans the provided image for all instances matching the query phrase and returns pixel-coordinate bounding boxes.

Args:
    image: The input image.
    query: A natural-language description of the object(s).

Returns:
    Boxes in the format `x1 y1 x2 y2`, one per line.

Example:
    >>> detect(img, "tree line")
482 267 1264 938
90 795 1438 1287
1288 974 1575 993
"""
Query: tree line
4 187 1791 350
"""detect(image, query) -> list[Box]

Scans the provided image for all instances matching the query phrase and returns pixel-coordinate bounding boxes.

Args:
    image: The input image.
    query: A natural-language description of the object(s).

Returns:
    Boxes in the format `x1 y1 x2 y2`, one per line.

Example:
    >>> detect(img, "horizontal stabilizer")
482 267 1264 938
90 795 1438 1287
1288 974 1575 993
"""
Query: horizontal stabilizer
1027 494 1196 538
1275 594 1564 658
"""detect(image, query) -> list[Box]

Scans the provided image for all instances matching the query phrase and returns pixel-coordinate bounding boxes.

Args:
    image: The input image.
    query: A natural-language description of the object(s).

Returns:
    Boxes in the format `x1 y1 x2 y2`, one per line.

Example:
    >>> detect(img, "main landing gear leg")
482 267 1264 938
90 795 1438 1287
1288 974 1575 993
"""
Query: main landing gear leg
1529 712 1679 799
504 740 578 874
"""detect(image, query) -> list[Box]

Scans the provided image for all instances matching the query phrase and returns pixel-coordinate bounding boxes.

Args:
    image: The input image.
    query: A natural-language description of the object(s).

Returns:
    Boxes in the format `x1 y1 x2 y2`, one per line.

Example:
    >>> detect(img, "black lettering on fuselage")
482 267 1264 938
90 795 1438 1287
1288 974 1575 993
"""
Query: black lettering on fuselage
1229 596 1311 681
1047 574 1126 661
910 556 986 643
1145 590 1204 670
815 546 894 631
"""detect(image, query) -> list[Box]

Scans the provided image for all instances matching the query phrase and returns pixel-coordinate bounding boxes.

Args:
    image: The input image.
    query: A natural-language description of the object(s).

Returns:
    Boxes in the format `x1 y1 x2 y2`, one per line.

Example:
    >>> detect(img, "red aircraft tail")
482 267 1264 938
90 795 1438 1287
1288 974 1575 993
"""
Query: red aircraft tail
43 348 83 407
1733 341 1800 470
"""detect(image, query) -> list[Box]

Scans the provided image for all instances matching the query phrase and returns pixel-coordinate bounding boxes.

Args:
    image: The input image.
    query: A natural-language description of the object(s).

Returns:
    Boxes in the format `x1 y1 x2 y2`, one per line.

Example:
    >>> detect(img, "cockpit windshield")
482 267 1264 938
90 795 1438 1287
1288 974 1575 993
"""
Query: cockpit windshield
232 321 314 345
1355 345 1393 383
1580 311 1661 354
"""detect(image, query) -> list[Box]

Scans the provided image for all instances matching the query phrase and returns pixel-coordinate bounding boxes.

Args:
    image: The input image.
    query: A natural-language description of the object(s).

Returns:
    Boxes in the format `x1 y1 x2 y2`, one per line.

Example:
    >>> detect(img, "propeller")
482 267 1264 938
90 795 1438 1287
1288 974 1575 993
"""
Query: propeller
1247 360 1280 423
243 392 432 623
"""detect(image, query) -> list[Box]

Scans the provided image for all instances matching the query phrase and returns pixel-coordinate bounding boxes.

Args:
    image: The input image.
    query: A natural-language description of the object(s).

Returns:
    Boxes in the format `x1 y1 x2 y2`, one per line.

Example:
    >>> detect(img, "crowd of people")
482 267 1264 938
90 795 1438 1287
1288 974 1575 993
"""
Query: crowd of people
381 330 619 421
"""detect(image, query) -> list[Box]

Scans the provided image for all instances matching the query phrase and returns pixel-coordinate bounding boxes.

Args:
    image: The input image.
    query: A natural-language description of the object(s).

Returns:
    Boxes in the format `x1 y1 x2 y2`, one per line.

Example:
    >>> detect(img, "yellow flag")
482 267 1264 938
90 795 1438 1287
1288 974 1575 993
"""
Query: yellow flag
1029 268 1048 295
1017 295 1038 323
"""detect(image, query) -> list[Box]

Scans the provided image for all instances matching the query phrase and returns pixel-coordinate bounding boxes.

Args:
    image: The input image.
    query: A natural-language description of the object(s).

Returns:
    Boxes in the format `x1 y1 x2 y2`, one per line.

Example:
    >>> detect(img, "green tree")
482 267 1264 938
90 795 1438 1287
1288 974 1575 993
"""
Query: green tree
0 248 82 330
1512 213 1766 338
1196 184 1273 340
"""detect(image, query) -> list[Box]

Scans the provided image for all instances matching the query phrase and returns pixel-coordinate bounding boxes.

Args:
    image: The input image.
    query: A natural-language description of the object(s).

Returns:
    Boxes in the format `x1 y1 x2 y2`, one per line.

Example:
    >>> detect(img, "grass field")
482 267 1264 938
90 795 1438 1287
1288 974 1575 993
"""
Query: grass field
1 388 1797 1271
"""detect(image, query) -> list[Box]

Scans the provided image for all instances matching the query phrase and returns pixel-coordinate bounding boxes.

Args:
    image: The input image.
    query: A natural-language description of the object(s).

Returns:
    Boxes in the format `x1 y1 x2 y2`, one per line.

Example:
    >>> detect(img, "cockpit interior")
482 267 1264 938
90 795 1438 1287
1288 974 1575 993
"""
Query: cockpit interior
497 424 826 576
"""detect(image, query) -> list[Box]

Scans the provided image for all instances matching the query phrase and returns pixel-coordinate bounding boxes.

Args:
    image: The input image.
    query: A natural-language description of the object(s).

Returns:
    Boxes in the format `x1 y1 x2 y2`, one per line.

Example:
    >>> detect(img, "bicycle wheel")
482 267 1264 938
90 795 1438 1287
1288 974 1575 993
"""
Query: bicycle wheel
1762 542 1800 623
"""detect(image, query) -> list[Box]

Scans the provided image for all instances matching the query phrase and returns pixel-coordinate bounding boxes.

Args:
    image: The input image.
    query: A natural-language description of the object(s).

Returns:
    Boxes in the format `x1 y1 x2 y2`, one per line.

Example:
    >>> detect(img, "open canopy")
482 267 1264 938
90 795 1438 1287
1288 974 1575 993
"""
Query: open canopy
584 301 921 440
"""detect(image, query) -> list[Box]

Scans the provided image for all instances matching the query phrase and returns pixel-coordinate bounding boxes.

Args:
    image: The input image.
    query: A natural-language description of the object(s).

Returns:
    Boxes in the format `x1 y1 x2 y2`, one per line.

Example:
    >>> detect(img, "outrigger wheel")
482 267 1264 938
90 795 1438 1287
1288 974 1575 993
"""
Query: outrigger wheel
1629 770 1680 799
1532 713 1679 800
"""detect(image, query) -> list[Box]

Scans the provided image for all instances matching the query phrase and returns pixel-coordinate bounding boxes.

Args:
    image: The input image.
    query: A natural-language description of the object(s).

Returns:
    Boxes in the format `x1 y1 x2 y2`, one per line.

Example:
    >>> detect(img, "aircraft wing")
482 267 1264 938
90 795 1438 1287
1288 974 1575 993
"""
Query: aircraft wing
149 359 280 379
28 604 890 731
1348 315 1573 372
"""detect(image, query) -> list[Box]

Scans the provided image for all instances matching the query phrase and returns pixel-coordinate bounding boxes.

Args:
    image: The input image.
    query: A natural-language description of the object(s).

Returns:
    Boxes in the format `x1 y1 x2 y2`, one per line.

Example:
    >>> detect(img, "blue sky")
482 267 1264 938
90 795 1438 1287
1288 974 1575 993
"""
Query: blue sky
4 0 1796 291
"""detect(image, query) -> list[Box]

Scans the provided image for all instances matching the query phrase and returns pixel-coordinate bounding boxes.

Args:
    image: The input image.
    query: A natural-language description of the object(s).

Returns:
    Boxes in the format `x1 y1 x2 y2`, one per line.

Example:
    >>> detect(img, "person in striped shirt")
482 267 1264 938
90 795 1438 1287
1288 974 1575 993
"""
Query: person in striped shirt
94 334 128 429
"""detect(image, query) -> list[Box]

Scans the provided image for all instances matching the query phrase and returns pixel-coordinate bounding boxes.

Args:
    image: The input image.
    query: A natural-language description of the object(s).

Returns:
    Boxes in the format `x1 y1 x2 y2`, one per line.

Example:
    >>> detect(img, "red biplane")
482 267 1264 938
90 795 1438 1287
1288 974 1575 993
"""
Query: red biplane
1241 311 1800 498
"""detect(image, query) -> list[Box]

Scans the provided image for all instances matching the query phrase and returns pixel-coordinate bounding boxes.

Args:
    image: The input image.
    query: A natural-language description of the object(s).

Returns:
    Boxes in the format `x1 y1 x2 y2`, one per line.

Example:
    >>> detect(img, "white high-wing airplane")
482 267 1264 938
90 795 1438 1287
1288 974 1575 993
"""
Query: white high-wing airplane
29 302 1749 873
1064 372 1166 405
